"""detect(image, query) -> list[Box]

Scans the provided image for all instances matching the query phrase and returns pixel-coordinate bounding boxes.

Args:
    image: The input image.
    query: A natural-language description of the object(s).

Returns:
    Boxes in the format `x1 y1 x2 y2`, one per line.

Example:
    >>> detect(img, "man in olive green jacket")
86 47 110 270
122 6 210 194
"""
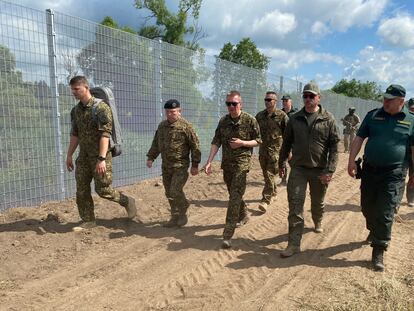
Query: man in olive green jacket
278 81 340 257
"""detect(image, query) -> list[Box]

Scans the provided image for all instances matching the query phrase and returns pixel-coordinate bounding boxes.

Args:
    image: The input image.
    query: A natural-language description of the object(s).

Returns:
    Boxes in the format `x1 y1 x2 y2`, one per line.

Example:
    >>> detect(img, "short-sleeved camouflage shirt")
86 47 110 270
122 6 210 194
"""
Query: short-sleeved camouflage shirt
255 108 288 156
212 111 262 171
70 97 112 157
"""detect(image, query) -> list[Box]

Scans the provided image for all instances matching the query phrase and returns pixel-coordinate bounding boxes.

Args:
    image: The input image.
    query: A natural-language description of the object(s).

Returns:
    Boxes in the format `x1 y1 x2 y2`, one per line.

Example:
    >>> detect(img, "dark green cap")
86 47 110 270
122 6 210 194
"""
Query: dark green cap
164 99 180 109
281 95 291 100
384 84 405 99
303 81 320 95
407 98 414 107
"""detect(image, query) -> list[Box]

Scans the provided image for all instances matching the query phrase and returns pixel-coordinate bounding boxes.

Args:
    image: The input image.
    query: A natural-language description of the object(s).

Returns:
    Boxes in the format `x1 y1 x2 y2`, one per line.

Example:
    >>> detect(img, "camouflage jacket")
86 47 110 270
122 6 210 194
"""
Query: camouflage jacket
278 105 340 173
147 117 201 170
342 114 360 134
70 97 112 157
256 108 288 156
212 111 262 171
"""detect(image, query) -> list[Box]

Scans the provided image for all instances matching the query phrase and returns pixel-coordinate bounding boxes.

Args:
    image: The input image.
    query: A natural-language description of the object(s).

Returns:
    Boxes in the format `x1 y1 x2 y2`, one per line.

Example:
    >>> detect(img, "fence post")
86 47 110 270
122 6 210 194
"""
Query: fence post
46 9 65 200
279 76 284 96
155 39 163 124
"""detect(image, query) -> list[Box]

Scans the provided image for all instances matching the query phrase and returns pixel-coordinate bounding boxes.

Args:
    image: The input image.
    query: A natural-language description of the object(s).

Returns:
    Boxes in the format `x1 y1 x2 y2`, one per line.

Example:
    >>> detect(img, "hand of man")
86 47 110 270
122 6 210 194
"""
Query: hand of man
229 138 244 149
203 162 212 175
408 175 414 188
66 156 74 172
348 161 357 178
96 160 106 176
279 165 287 178
146 160 153 168
318 173 332 184
190 167 199 176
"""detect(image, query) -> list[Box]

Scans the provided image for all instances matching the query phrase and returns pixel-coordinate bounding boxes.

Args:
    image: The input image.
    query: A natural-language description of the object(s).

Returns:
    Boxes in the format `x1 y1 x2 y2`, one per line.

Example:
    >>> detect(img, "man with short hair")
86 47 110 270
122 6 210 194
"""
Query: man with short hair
204 91 262 249
147 99 201 227
348 85 414 272
66 76 136 230
280 94 298 186
278 81 340 257
255 91 288 213
341 107 360 153
281 94 298 117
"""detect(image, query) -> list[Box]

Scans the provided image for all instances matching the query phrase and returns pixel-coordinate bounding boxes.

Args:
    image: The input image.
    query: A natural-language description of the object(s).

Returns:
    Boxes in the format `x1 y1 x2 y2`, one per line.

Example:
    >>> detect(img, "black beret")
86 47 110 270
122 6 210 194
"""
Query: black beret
164 99 180 109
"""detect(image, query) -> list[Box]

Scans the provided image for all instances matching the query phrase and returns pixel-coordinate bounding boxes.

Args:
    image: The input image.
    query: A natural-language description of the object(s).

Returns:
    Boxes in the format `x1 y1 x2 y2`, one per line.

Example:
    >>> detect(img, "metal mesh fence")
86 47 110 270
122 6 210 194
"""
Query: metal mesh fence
0 1 381 211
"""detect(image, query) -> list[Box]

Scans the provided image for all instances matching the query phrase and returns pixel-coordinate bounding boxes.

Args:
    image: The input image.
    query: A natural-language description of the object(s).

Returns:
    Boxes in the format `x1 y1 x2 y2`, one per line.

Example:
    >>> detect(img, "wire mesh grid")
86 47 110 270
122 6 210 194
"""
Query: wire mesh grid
0 0 381 211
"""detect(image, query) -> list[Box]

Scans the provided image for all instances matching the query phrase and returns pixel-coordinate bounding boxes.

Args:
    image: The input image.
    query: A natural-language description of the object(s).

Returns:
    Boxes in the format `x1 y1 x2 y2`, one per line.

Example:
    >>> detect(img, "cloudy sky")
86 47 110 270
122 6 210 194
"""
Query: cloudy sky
12 0 414 97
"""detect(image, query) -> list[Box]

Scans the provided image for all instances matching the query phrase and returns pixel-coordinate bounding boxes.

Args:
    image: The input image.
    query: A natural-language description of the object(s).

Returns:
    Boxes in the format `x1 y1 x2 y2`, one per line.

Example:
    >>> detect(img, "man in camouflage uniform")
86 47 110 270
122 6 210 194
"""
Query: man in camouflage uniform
341 107 360 153
255 91 288 213
203 91 262 249
279 94 298 186
278 81 340 257
147 99 201 227
66 76 136 230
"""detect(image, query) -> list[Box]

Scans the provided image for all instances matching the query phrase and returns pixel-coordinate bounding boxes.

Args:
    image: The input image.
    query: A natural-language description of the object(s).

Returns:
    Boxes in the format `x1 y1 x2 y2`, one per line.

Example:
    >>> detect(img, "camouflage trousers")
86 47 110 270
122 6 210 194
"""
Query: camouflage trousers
162 167 189 217
259 153 278 204
343 132 356 152
287 167 328 246
222 169 248 240
75 153 128 222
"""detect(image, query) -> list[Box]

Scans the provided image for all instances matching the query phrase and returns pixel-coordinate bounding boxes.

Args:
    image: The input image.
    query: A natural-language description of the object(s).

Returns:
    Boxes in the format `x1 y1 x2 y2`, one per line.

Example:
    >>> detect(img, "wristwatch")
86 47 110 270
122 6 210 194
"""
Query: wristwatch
97 155 106 161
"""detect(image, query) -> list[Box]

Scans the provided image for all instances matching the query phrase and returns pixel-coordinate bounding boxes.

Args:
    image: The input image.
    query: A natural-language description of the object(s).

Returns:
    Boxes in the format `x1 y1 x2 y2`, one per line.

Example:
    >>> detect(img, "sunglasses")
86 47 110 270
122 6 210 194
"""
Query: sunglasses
302 93 316 99
225 101 240 107
264 98 274 102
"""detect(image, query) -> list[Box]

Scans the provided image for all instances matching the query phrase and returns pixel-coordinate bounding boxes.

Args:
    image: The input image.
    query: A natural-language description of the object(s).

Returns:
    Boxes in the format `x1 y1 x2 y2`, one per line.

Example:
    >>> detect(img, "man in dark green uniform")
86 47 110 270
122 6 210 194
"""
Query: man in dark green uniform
203 90 262 249
255 91 288 213
348 84 414 272
278 81 340 257
66 76 136 230
147 99 201 227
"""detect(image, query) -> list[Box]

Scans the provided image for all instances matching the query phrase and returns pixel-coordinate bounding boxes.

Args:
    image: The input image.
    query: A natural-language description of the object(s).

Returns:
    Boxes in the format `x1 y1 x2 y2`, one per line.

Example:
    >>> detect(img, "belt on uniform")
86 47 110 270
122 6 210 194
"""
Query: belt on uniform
363 163 405 172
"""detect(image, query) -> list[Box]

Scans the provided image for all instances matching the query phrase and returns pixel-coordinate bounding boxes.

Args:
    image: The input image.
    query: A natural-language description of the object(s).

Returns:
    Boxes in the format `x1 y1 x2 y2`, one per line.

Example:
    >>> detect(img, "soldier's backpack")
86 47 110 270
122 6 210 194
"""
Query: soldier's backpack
90 86 123 157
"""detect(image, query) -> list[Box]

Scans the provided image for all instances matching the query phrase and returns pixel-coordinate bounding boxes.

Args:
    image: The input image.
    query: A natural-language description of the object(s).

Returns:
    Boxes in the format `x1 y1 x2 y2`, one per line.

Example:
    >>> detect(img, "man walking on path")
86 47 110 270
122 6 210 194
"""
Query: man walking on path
66 76 136 230
147 99 201 227
348 84 414 271
203 91 261 249
256 91 288 213
278 81 340 258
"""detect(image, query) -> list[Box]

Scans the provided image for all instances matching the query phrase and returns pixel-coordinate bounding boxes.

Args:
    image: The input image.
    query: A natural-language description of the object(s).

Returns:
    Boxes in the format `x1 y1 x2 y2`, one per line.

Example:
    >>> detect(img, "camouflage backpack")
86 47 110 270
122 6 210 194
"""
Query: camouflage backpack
90 86 123 157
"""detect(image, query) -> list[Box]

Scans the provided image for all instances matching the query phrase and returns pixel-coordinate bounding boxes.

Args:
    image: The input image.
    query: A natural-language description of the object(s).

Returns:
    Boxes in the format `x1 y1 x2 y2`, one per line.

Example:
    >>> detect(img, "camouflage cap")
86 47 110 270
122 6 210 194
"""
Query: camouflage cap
384 84 405 99
302 81 320 95
408 98 414 107
164 99 180 109
281 95 291 100
349 107 356 111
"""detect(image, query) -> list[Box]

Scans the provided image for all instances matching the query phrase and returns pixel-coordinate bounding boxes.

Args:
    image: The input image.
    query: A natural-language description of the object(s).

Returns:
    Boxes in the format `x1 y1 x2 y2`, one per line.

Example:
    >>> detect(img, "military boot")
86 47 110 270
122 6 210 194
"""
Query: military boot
372 246 385 272
163 215 179 227
258 202 268 214
314 221 323 233
121 194 137 219
280 244 301 258
222 239 232 249
177 214 188 227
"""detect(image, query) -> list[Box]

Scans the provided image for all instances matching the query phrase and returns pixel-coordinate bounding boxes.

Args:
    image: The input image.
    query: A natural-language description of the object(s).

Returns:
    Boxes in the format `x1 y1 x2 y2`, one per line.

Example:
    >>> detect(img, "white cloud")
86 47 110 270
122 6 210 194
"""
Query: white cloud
262 48 344 71
344 46 414 97
377 14 414 48
251 10 296 38
304 0 388 32
311 21 330 36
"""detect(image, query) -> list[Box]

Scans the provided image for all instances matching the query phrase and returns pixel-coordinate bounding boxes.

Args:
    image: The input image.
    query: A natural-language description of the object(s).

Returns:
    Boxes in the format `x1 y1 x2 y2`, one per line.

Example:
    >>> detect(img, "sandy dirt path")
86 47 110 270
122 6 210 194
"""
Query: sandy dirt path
1 153 413 310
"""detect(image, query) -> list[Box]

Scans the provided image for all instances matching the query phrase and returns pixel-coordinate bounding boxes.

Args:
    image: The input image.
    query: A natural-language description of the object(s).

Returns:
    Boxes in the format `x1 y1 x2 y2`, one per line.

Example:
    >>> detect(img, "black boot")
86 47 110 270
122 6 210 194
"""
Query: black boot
372 246 385 272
